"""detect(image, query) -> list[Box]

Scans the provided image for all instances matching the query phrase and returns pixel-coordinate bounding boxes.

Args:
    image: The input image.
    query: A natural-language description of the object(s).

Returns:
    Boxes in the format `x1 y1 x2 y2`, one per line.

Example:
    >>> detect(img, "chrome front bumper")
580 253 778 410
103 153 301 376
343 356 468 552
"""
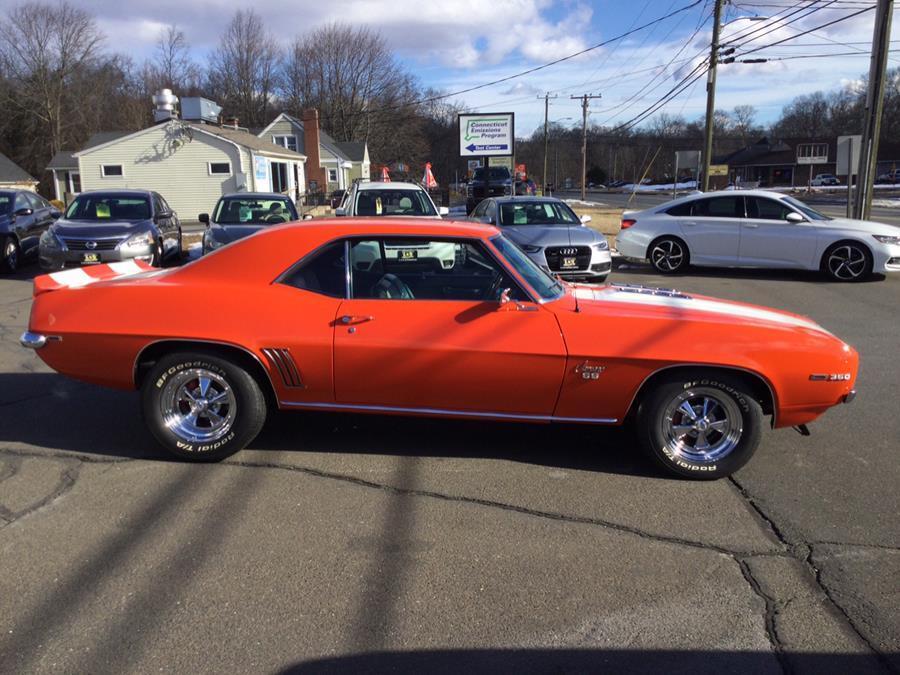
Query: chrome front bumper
20 331 47 350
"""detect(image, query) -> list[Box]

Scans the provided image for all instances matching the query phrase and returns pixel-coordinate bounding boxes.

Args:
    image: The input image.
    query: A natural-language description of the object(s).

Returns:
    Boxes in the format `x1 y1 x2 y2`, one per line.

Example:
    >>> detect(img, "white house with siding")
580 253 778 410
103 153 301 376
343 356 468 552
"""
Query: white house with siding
71 120 306 221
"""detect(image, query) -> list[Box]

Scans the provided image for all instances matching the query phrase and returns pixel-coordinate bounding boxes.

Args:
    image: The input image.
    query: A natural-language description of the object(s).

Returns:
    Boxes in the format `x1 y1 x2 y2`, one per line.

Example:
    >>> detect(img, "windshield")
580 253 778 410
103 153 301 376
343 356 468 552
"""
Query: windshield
491 235 564 302
499 201 580 226
354 189 437 217
782 195 830 221
473 167 511 182
213 197 296 225
65 194 151 221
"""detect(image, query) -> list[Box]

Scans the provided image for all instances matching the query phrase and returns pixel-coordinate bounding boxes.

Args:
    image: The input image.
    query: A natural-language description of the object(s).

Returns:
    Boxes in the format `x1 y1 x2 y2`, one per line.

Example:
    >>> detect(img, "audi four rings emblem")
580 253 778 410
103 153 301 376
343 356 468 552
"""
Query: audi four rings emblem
560 248 577 255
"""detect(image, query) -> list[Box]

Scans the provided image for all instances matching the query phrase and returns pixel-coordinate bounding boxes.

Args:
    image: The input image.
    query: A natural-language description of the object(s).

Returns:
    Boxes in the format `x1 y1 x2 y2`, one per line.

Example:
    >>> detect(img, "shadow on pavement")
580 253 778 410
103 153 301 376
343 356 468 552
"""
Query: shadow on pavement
281 648 887 674
611 259 887 284
0 372 662 478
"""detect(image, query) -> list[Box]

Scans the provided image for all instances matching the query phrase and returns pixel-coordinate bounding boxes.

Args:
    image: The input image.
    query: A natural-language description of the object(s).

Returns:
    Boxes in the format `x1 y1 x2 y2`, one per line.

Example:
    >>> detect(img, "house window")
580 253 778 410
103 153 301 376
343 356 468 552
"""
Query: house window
273 135 297 152
209 162 232 175
328 168 338 183
101 164 124 177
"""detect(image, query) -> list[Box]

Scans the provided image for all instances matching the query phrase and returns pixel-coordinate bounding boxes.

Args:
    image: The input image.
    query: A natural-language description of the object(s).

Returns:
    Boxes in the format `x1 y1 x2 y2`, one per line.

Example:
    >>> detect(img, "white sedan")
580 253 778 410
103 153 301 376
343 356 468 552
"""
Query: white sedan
615 190 900 282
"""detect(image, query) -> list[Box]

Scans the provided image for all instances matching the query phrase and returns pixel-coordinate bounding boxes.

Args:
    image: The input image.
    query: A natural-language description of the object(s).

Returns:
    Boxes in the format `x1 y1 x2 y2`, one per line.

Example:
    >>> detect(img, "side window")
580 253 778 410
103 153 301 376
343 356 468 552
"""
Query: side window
152 194 165 216
350 238 524 302
13 193 30 212
747 197 792 220
280 241 346 298
665 202 693 216
25 192 45 210
693 197 742 218
472 201 488 218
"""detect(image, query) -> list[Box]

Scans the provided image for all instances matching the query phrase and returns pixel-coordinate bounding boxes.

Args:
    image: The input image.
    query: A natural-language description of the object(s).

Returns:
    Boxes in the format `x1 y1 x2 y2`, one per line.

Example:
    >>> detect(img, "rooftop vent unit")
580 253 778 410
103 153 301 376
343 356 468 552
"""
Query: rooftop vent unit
152 89 179 123
180 97 223 124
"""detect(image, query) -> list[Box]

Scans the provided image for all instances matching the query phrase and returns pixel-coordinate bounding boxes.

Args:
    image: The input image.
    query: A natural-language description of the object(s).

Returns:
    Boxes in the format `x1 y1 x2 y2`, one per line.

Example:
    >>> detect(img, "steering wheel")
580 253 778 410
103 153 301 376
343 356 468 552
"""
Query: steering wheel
265 214 287 224
485 272 506 301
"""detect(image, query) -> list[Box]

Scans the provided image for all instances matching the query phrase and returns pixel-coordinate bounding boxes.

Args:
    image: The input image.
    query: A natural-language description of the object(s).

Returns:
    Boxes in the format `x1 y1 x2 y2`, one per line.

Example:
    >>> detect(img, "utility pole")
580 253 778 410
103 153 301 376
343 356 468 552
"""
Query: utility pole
571 93 601 200
854 0 893 220
539 92 558 195
701 0 724 192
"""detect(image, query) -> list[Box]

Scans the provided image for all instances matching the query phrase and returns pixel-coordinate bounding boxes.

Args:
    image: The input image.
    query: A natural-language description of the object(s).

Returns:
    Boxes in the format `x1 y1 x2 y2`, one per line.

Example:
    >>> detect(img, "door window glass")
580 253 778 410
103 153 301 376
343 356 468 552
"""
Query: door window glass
746 197 793 220
13 193 30 212
25 192 45 210
472 200 489 218
350 238 524 302
692 197 743 218
280 241 346 298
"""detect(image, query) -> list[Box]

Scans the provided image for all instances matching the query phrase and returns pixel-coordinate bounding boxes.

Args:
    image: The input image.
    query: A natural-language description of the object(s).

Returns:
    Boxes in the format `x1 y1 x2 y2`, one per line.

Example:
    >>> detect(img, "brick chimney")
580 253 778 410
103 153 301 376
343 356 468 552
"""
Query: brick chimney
302 109 327 193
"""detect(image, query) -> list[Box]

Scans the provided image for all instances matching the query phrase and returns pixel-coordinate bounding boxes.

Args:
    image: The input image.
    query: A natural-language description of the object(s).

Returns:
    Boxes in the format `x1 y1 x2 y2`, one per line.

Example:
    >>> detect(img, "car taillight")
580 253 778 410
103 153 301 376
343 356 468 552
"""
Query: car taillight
621 219 636 229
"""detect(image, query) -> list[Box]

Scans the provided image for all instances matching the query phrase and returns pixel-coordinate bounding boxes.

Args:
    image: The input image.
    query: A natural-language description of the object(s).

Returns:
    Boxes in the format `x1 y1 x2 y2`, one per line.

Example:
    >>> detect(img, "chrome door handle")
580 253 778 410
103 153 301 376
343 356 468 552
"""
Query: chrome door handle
743 222 759 228
340 315 374 324
683 221 697 226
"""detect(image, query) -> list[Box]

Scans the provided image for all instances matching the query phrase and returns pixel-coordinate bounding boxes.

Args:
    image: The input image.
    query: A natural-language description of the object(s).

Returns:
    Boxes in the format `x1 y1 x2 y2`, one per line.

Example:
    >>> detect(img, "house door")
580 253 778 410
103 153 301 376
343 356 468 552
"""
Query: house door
271 162 288 194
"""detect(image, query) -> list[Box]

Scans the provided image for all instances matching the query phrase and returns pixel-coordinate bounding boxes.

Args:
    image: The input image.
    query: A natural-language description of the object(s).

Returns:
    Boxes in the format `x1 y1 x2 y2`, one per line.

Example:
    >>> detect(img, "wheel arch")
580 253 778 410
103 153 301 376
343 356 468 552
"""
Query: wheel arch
646 233 690 263
134 339 278 408
819 237 874 271
627 364 777 425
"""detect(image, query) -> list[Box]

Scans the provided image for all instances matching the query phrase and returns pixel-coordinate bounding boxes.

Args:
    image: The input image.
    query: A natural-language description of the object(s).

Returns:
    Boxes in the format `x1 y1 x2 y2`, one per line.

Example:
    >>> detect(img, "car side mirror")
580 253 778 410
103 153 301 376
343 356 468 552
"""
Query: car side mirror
785 212 804 223
154 211 173 222
499 288 512 305
439 206 449 216
50 209 62 219
14 207 33 218
302 214 314 221
335 207 346 216
580 214 592 224
198 213 209 224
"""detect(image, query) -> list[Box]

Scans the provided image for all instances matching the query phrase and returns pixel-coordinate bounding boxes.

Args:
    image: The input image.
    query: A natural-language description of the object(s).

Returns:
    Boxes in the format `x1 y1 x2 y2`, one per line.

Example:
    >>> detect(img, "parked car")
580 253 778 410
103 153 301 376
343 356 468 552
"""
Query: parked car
876 169 899 183
615 189 900 281
22 219 858 480
466 166 512 213
200 193 299 255
471 196 611 282
39 189 181 270
810 174 840 186
336 180 455 269
0 189 60 273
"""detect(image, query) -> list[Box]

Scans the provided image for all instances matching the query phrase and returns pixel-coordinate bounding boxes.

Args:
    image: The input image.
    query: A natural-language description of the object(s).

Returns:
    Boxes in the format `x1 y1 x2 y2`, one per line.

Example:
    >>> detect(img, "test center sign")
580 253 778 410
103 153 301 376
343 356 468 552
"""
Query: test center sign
459 113 514 157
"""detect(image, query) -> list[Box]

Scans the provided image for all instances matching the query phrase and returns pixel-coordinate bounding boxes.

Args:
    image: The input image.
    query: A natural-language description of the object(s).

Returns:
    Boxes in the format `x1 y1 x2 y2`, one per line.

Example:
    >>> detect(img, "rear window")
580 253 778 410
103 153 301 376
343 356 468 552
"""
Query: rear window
280 241 346 298
354 189 437 217
214 197 297 224
690 197 743 218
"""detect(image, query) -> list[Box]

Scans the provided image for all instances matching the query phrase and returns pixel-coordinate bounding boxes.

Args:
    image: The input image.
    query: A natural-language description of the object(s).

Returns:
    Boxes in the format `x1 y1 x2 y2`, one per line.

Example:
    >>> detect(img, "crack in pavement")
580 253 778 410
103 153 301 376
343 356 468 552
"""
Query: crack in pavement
729 474 897 673
0 457 80 529
737 559 792 675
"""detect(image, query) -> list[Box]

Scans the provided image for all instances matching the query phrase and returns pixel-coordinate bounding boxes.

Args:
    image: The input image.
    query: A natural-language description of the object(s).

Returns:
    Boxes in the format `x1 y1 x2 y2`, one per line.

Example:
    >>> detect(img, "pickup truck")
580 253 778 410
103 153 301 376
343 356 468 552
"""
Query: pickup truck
466 166 512 214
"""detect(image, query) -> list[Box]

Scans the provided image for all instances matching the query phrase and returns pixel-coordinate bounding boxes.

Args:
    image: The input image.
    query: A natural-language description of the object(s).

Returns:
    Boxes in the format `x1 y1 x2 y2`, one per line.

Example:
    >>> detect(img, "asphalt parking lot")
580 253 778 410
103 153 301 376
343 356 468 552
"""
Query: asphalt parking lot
1 259 898 673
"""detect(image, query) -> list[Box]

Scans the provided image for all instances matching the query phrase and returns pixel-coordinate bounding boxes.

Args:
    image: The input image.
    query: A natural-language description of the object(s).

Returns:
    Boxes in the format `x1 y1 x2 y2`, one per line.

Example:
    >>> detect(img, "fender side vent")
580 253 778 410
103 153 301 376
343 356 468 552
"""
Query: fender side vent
262 348 304 388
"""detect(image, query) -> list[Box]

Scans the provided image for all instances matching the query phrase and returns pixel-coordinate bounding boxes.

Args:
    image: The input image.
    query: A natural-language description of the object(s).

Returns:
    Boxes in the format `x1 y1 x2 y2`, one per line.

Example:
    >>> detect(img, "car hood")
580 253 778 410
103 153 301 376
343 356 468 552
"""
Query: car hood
502 225 601 247
210 224 269 242
815 217 900 236
51 219 152 239
569 283 835 336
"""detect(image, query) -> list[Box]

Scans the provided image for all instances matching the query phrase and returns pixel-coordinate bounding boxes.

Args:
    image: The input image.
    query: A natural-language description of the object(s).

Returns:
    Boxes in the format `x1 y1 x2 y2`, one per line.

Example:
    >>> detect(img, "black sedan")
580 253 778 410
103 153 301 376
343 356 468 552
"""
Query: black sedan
39 190 182 270
0 190 60 273
200 193 299 255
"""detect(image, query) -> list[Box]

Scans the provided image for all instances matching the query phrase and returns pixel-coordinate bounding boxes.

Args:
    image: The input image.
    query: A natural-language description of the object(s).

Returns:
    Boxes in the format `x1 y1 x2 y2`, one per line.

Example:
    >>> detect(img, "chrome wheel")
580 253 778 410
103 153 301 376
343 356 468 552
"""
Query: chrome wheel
650 239 685 272
660 387 742 463
827 244 868 280
159 368 237 444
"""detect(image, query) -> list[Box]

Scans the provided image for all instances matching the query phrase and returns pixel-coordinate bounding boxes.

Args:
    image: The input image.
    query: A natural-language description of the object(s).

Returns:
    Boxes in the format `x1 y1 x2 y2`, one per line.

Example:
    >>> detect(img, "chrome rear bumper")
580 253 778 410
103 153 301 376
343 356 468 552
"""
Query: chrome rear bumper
20 332 47 350
843 389 857 404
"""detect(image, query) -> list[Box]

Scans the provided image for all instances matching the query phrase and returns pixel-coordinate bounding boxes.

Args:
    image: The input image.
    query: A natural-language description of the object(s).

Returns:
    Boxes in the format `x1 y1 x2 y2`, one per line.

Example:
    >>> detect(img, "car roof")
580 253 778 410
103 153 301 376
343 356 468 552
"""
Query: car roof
357 181 423 191
492 196 564 204
290 217 492 237
221 192 290 199
74 189 153 198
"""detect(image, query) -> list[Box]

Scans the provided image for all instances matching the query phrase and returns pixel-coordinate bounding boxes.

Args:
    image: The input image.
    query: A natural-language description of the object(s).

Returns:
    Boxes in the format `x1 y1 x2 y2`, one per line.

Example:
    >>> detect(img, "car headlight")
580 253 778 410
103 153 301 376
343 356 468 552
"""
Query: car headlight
873 234 900 245
520 244 542 253
40 229 62 249
121 231 154 249
593 240 609 251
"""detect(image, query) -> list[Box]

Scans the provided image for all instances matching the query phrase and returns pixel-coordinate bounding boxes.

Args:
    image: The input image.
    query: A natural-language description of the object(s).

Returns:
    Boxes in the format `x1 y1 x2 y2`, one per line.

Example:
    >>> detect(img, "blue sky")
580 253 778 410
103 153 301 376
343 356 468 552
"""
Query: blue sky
80 0 899 137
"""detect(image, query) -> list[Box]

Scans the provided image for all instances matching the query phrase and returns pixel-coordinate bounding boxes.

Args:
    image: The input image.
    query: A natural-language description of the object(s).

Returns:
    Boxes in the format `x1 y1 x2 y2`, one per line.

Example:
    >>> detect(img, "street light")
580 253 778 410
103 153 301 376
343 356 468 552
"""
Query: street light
701 10 768 191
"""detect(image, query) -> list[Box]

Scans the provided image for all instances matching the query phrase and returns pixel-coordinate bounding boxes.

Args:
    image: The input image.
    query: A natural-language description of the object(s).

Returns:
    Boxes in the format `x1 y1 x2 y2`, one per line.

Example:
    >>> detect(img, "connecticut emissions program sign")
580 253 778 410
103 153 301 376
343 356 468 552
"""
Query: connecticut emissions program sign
458 113 514 157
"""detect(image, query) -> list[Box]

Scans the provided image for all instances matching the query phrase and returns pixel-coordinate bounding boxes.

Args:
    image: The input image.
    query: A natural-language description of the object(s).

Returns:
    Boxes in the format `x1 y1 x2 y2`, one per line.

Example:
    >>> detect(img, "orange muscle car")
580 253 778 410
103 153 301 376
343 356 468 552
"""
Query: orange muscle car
20 219 858 479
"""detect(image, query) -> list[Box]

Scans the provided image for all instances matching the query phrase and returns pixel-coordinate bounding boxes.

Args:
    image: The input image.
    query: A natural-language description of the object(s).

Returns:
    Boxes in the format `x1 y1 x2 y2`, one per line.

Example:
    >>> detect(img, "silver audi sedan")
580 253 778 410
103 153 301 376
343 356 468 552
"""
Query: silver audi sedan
470 196 612 282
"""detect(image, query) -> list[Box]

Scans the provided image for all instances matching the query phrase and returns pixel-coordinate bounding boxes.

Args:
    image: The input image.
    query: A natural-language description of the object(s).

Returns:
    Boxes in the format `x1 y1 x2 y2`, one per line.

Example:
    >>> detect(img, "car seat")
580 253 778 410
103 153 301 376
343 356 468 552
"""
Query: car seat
357 194 377 216
398 196 413 213
372 273 414 299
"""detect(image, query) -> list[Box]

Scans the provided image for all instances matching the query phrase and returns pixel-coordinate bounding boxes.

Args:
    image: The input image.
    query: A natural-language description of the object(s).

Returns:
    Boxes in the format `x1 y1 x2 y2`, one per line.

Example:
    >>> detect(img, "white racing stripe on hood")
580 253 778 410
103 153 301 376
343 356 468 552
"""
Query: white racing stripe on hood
48 267 99 288
107 260 143 275
578 287 830 334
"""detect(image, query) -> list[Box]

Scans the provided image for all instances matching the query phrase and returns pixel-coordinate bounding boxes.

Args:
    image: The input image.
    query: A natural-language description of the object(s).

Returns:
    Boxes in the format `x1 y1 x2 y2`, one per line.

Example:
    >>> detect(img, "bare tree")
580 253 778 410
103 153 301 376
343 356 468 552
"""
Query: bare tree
206 10 279 127
730 105 758 143
145 24 200 94
0 1 104 159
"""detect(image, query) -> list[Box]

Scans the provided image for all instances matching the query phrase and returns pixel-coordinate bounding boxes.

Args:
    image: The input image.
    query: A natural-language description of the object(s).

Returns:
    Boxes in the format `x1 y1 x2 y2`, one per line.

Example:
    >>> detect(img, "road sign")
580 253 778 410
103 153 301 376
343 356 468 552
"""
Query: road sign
837 135 862 176
488 156 513 172
797 143 828 165
708 164 729 176
675 151 701 171
459 113 514 157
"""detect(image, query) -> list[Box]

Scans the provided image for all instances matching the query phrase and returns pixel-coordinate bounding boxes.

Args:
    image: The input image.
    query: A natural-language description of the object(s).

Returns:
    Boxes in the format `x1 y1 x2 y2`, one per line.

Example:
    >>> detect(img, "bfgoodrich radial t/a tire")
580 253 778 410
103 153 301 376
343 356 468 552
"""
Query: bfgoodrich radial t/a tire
142 351 267 461
636 372 763 480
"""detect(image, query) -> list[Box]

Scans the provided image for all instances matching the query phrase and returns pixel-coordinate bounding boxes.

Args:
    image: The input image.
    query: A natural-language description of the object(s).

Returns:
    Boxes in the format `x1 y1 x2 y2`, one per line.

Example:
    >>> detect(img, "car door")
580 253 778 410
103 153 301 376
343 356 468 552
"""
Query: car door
677 196 744 265
151 193 176 254
24 193 53 254
740 196 818 269
333 236 568 416
12 192 40 253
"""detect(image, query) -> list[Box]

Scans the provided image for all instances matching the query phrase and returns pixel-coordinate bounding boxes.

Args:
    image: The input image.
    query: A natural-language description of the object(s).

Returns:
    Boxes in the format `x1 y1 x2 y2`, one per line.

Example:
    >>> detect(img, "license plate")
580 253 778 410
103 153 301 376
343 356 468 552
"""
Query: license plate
561 257 577 268
82 253 100 264
397 250 418 261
